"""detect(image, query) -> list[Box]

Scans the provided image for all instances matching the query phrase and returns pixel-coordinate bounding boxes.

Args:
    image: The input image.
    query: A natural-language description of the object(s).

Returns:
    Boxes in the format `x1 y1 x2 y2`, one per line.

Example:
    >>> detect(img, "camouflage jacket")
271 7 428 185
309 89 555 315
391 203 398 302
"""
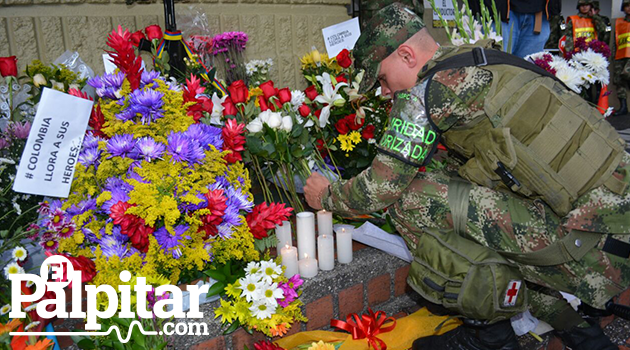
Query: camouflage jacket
359 0 424 31
564 13 609 52
320 45 630 235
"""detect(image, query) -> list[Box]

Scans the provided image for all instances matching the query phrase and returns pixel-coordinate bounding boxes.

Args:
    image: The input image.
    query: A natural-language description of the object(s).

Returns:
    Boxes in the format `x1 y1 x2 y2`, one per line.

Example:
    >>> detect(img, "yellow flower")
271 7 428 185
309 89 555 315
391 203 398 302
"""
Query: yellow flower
307 340 335 350
215 299 236 324
349 131 361 144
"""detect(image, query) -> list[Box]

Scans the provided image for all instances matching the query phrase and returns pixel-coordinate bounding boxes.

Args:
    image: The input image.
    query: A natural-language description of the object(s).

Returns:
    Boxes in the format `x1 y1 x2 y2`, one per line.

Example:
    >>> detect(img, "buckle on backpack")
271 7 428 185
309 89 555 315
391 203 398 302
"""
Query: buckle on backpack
472 48 488 66
494 161 521 191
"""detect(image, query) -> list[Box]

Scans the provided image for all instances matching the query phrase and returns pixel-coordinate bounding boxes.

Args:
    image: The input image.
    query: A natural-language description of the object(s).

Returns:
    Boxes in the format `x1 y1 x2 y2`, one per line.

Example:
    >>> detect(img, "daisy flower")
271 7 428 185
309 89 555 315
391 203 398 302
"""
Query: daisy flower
261 282 284 307
12 246 27 261
24 303 37 312
238 274 263 302
4 262 24 278
24 321 40 331
250 299 276 320
259 260 282 284
0 304 10 315
244 261 262 277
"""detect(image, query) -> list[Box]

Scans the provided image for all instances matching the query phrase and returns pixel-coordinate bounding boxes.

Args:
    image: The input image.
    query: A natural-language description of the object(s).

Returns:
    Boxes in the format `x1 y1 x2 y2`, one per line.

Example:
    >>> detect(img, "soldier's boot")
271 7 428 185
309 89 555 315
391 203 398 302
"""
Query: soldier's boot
411 319 520 350
613 99 628 116
581 300 630 320
556 321 617 350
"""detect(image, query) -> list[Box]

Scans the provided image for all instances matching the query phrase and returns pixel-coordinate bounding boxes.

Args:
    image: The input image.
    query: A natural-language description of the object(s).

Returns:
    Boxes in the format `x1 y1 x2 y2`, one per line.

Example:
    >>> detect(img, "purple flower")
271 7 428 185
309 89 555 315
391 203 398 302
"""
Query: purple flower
277 276 302 308
67 198 97 217
154 225 189 259
10 121 31 139
141 71 161 88
88 72 125 99
184 124 223 151
225 186 253 212
107 134 136 158
101 178 132 213
0 138 10 150
82 134 102 149
78 147 101 167
167 132 205 164
131 137 165 162
128 88 165 125
179 192 207 213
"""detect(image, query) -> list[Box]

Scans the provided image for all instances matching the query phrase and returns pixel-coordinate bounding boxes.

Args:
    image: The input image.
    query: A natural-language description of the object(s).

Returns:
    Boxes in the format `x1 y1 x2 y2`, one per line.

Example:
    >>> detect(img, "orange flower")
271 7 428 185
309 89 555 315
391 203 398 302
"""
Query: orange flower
269 323 288 337
0 319 21 335
25 338 54 350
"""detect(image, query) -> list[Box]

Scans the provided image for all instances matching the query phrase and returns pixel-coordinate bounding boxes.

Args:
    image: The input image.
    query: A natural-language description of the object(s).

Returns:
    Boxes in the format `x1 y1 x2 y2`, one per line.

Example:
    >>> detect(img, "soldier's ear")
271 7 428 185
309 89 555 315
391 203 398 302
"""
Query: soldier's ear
397 45 417 68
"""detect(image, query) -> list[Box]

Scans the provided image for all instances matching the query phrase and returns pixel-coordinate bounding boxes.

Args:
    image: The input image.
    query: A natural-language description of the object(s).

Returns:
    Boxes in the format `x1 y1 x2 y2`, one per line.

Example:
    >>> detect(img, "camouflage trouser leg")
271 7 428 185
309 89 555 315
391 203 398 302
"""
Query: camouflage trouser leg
528 288 588 331
614 59 630 100
390 156 630 327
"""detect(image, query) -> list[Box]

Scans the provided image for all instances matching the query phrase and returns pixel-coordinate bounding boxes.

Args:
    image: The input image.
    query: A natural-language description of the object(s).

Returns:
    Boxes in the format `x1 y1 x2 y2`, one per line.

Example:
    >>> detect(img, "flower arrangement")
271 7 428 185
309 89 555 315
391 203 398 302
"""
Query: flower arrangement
213 260 306 337
24 59 87 106
246 59 274 87
429 0 502 47
526 38 610 94
211 31 249 85
301 49 390 179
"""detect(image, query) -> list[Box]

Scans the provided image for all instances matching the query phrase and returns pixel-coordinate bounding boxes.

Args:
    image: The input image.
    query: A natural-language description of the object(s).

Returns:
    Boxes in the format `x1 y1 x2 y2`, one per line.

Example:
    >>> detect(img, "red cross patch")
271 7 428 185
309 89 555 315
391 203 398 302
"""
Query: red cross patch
503 280 522 307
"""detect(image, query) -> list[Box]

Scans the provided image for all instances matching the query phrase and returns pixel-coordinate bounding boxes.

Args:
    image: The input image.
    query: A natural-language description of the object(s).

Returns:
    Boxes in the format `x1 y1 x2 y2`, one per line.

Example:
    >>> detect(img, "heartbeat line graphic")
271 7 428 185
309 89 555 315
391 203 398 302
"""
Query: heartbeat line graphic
10 321 161 343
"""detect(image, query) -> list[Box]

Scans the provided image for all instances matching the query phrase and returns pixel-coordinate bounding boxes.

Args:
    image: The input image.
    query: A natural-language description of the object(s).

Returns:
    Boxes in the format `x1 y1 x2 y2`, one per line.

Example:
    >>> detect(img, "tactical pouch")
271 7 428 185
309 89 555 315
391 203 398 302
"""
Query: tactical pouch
408 228 528 324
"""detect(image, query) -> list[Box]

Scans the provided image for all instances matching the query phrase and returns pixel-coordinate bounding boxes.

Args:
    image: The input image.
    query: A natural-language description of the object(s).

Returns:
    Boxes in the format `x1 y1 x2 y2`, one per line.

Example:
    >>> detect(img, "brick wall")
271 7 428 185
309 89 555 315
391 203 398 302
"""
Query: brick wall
0 0 350 88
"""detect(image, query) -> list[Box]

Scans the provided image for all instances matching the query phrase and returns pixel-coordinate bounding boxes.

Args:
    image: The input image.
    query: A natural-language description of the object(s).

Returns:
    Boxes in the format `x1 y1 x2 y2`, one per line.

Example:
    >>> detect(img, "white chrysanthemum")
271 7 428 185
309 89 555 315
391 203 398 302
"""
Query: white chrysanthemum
549 56 571 71
555 66 585 93
259 260 282 284
0 304 10 315
4 262 24 278
24 321 40 331
572 49 608 73
593 68 610 85
24 303 37 312
290 90 306 111
244 261 262 277
12 246 27 261
238 274 263 302
260 282 284 307
250 299 276 319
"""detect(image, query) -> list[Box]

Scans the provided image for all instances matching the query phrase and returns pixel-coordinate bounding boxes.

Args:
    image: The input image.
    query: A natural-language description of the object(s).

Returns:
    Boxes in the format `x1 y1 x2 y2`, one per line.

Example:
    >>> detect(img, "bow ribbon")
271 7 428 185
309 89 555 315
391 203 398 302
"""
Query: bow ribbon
330 308 396 350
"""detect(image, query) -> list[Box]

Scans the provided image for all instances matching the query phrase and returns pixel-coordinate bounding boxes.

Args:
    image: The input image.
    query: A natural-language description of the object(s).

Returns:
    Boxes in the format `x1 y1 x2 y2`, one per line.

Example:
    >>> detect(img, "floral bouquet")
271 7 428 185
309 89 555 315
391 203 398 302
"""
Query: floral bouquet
211 31 249 85
430 0 503 47
246 59 274 87
526 38 610 96
300 49 390 179
213 260 306 337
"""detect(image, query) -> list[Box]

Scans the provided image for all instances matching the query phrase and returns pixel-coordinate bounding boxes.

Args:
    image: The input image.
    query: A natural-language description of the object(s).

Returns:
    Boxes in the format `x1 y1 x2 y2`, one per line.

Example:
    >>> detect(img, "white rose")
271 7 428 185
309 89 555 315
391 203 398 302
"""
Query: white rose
281 116 293 132
266 112 282 129
246 118 263 133
33 74 46 87
259 110 273 124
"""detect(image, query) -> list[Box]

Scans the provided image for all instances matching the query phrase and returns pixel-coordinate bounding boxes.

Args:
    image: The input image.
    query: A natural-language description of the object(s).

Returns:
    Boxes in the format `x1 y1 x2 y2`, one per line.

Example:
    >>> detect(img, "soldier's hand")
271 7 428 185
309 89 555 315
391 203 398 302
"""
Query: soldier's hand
304 172 330 210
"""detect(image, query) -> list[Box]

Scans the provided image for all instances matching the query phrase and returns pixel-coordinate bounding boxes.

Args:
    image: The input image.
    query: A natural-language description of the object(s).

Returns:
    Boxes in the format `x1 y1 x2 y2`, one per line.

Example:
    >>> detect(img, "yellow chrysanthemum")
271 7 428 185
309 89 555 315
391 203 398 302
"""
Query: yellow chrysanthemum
349 131 361 144
307 340 335 350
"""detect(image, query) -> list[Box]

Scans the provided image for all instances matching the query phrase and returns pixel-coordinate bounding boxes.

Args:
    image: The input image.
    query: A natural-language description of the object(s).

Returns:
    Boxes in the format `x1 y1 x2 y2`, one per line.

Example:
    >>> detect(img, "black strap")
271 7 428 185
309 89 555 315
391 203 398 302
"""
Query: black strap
602 236 630 259
422 47 570 91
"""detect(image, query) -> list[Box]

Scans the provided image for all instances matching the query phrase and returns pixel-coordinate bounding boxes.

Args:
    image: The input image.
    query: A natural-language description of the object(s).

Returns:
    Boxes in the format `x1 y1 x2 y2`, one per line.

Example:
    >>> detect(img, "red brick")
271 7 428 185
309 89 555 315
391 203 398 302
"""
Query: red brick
368 274 391 306
394 265 411 296
57 335 74 349
232 328 255 350
352 241 368 251
190 336 225 350
546 335 564 350
600 314 615 328
338 284 364 318
619 346 630 350
306 295 334 330
393 311 407 319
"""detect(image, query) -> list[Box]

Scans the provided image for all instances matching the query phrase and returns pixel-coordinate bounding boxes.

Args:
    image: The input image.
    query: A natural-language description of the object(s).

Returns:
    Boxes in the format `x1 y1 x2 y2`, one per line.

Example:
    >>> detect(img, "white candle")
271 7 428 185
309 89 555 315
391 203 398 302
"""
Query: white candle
317 234 335 271
337 227 353 264
275 220 292 248
317 210 333 236
298 253 318 278
280 245 299 278
296 212 316 259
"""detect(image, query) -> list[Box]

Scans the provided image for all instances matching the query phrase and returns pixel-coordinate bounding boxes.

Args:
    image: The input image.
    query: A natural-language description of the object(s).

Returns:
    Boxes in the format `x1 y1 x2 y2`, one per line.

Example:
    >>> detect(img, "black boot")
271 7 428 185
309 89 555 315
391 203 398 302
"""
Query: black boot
613 99 628 116
412 319 520 350
556 321 617 350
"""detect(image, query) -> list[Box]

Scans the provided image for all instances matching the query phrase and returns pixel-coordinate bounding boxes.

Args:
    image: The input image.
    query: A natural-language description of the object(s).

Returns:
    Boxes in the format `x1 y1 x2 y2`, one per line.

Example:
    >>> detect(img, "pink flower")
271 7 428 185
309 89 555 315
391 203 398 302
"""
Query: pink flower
10 121 31 139
0 138 10 150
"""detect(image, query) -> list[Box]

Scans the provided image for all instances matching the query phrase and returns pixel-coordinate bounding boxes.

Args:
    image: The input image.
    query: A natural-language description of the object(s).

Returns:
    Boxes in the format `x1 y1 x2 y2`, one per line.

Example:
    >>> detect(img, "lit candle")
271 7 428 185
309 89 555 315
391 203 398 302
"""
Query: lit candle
280 245 299 278
298 253 318 278
317 234 334 271
275 220 292 248
296 211 316 259
317 209 333 236
337 227 353 264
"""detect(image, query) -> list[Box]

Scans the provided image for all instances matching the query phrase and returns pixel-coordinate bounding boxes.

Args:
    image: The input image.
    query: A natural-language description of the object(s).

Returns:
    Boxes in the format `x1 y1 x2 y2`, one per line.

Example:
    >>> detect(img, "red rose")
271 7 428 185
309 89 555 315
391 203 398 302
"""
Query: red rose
346 114 364 130
277 88 292 105
145 25 163 41
335 118 350 135
0 56 17 77
130 30 146 47
260 80 277 100
223 97 238 116
228 80 248 104
258 95 270 111
362 124 375 139
336 49 352 68
336 74 348 84
298 104 311 117
305 85 318 101
314 109 322 119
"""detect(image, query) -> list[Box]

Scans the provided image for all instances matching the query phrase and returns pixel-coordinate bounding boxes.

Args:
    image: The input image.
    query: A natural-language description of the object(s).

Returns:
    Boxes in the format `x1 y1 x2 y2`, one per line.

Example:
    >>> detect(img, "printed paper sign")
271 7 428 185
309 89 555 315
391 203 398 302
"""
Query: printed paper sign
13 88 93 198
432 0 457 28
322 17 361 58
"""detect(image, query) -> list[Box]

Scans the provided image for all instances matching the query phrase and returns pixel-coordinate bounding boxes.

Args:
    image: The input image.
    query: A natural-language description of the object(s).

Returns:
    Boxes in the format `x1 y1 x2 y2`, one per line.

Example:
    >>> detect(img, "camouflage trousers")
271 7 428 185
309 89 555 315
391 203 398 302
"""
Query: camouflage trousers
614 58 630 100
389 152 630 329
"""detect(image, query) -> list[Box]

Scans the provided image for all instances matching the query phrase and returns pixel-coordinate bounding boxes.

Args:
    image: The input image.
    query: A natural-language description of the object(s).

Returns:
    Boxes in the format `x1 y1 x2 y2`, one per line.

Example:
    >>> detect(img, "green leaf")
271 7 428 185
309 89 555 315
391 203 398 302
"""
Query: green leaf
203 269 227 282
207 281 226 297
223 319 240 335
77 339 96 349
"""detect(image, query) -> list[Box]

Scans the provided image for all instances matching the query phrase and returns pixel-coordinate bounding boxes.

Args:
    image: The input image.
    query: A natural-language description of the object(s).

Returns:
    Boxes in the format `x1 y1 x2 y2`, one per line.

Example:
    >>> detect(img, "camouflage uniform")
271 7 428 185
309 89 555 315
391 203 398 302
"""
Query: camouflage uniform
545 15 565 50
359 0 424 31
322 4 630 331
592 1 612 45
564 1 608 53
614 14 630 101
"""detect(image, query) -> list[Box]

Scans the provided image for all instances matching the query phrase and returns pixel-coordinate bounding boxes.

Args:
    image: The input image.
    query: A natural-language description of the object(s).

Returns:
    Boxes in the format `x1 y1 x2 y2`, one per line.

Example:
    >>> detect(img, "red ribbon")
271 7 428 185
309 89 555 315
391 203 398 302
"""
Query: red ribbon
330 308 397 350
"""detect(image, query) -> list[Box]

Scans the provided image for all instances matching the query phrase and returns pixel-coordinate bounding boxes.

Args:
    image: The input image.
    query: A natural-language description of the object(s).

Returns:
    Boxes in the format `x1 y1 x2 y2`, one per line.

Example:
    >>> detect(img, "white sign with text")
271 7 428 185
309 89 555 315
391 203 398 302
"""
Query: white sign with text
13 88 93 198
322 17 361 58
